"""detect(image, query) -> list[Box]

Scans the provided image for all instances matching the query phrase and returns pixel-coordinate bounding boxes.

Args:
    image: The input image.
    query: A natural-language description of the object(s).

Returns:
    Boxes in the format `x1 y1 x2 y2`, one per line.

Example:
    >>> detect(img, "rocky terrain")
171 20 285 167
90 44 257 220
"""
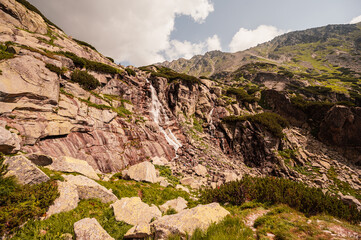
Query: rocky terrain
0 0 361 239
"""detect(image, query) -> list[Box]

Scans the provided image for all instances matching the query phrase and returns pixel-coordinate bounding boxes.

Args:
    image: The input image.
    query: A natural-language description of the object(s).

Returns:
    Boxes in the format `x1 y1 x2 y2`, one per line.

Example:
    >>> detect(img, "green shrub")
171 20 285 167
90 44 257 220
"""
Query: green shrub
57 51 86 68
226 87 258 103
222 112 289 138
0 43 14 60
125 67 136 77
200 176 361 224
73 38 97 51
149 66 201 85
106 57 115 63
45 63 63 76
0 154 58 237
70 70 100 90
15 0 62 30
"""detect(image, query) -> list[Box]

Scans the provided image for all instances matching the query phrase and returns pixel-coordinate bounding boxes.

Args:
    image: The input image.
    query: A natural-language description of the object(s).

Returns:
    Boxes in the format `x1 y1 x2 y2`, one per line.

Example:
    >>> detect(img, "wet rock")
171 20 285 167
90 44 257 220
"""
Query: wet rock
49 156 100 180
112 197 161 225
74 218 114 240
4 155 49 185
152 203 230 239
63 175 117 203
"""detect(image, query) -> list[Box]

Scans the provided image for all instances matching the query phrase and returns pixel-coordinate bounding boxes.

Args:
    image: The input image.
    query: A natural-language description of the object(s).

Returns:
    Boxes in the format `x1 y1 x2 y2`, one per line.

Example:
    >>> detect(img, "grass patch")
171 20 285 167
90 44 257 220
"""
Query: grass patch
73 38 97 51
0 43 15 60
45 63 65 76
125 67 136 77
155 165 180 185
222 112 289 138
192 115 204 133
226 87 258 103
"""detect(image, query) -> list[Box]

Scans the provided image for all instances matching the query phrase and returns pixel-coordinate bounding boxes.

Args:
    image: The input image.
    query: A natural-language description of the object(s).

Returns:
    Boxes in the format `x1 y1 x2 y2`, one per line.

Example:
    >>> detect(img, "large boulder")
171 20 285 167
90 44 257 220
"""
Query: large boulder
74 218 114 240
193 164 207 177
4 155 50 185
124 223 151 239
0 126 20 154
123 161 158 183
112 197 161 225
49 156 100 180
63 175 117 203
159 197 188 213
152 203 230 239
46 181 79 218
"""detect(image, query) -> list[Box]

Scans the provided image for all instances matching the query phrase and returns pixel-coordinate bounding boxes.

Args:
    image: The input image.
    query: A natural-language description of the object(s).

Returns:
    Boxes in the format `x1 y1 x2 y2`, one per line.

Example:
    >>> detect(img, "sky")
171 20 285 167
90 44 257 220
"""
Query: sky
28 0 361 66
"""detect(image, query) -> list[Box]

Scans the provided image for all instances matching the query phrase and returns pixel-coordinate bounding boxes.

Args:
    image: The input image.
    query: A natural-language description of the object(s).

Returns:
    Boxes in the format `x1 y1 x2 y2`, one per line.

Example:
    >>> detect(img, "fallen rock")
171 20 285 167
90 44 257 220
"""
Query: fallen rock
152 203 230 239
112 197 161 225
193 164 207 176
176 184 190 193
4 155 50 185
224 172 241 183
0 126 20 154
26 153 53 166
159 197 188 213
123 161 158 183
46 181 79 218
124 223 151 239
159 179 170 187
152 156 168 166
49 156 100 180
180 177 195 186
63 175 117 203
74 218 114 240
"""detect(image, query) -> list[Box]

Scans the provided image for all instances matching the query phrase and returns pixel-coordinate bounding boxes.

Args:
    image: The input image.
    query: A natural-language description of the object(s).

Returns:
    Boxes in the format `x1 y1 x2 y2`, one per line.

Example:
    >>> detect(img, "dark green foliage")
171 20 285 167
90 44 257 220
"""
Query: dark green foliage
290 95 334 113
15 0 62 30
0 43 15 60
70 70 100 90
150 66 201 85
45 63 63 76
125 67 136 77
0 154 58 237
226 87 258 103
200 176 361 224
56 51 119 75
106 57 115 63
155 165 180 185
165 208 177 215
303 86 332 95
278 69 294 78
222 112 289 138
73 38 97 51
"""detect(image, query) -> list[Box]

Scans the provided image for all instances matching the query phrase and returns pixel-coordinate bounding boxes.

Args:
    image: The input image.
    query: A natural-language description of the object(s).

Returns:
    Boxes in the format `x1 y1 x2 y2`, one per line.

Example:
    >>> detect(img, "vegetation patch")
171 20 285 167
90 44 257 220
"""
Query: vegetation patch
45 63 65 76
73 38 97 51
0 154 58 237
125 67 136 77
226 87 258 103
200 176 361 224
144 66 201 85
222 112 289 138
0 43 15 60
70 70 100 90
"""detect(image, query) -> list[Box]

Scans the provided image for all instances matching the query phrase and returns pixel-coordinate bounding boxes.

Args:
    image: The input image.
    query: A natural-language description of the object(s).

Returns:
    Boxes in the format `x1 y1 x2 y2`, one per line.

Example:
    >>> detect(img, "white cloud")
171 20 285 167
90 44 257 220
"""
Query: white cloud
29 0 214 66
229 25 285 52
350 15 361 24
164 34 222 60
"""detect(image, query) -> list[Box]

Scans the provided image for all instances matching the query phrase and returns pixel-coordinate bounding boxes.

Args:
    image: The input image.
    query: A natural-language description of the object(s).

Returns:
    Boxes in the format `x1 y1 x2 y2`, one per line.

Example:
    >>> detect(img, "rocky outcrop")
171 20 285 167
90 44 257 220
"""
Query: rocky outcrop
74 218 114 240
49 156 100 180
4 155 50 185
63 175 117 203
46 180 79 217
0 125 20 154
123 161 158 183
159 197 188 213
152 203 230 239
112 197 161 225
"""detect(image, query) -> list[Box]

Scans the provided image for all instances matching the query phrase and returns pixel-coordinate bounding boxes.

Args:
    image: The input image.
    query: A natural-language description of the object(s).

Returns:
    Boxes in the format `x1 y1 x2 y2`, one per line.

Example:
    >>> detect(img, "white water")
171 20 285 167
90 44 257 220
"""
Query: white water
208 108 216 135
148 80 182 152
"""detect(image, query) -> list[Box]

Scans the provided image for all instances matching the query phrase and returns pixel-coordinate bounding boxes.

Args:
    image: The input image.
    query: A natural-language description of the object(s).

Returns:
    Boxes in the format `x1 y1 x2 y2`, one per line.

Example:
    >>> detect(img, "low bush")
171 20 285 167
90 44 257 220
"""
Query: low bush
70 70 100 90
45 63 63 76
73 38 97 51
226 87 258 103
222 112 289 138
0 43 14 60
0 154 58 237
125 67 136 77
200 176 361 224
150 66 201 85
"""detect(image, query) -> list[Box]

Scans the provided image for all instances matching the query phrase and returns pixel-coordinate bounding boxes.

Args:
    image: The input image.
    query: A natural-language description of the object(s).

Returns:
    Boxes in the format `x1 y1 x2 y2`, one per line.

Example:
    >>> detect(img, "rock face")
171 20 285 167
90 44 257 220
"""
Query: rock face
152 203 230 239
46 180 79 218
74 218 114 240
63 175 117 203
159 197 188 213
0 126 20 154
4 155 50 185
49 156 100 180
112 197 161 225
123 161 158 183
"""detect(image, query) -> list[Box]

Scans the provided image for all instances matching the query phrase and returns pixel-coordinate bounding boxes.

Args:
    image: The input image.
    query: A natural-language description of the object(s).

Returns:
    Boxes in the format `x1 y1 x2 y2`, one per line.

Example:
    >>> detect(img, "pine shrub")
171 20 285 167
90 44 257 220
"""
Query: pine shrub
70 70 100 90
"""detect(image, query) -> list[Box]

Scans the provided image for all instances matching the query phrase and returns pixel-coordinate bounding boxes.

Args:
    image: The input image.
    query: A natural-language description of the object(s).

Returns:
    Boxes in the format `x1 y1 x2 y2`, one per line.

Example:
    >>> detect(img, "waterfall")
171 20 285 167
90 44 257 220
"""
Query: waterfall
148 80 182 152
208 108 215 135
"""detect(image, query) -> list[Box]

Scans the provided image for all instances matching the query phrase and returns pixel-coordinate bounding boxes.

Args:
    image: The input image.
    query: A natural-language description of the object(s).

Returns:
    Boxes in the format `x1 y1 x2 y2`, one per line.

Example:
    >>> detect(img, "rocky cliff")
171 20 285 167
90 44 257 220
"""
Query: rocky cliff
0 0 360 215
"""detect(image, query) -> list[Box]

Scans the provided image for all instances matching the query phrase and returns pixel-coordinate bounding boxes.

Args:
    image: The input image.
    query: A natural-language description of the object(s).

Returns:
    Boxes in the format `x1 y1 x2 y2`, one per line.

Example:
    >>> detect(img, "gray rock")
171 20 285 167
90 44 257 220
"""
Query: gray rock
193 164 207 176
26 153 53 166
46 181 79 218
123 161 158 183
4 155 50 185
123 223 151 239
74 218 114 240
0 126 20 154
152 203 230 239
112 197 161 225
159 197 188 213
63 175 117 203
175 184 190 193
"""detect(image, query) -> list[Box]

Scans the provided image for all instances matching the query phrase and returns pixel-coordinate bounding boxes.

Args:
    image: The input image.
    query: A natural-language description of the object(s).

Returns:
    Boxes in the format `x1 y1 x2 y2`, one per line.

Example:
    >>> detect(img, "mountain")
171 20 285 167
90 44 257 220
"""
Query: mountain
0 0 361 239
